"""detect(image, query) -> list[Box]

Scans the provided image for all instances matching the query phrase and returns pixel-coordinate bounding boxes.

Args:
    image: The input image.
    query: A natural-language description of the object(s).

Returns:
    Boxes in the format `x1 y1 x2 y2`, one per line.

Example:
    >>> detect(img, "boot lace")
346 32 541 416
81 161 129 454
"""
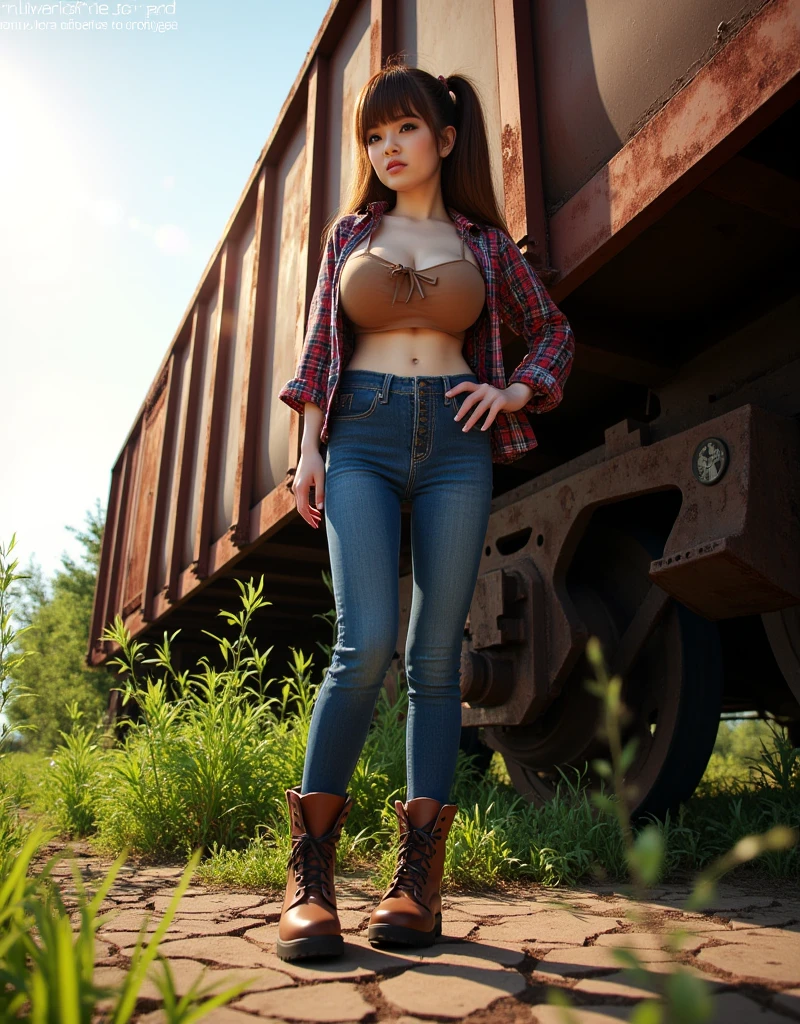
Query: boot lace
289 828 338 904
388 821 441 905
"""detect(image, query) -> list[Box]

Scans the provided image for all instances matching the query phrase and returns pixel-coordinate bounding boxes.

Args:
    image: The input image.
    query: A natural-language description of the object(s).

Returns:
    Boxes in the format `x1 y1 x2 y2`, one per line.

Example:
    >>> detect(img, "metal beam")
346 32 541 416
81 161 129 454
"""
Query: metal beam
142 356 179 622
549 0 800 300
494 0 550 273
232 167 275 547
370 0 396 73
166 308 206 601
289 54 332 472
193 243 237 579
86 454 125 661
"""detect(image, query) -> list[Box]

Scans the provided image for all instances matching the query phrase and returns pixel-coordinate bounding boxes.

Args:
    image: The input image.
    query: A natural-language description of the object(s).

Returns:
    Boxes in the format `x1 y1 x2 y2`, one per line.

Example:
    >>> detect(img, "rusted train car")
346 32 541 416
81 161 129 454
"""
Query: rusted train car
88 0 800 817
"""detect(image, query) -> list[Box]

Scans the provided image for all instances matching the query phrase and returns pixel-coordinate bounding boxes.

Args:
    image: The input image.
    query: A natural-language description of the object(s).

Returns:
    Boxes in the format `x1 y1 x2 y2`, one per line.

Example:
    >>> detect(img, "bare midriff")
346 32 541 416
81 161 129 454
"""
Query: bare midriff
346 328 474 377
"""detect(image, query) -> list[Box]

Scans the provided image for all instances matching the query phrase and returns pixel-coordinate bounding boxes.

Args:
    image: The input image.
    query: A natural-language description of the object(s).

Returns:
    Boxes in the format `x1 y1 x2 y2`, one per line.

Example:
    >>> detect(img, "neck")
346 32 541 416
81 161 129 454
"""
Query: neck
388 178 450 223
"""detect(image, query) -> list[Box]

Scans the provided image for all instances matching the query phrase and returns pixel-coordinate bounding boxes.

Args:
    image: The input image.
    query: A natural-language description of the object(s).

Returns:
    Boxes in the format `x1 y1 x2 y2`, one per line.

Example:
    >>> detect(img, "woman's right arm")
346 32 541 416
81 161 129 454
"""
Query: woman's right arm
292 402 326 529
279 220 345 529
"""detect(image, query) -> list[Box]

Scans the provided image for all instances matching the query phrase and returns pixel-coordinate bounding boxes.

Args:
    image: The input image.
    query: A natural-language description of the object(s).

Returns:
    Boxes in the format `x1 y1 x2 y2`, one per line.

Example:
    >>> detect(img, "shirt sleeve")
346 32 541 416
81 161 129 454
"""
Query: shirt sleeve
278 222 340 415
496 231 575 415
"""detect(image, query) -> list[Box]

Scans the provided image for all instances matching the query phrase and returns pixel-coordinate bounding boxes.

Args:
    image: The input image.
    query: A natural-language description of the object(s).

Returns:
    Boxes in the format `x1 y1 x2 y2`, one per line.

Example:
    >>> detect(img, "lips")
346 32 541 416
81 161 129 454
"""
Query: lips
386 161 406 171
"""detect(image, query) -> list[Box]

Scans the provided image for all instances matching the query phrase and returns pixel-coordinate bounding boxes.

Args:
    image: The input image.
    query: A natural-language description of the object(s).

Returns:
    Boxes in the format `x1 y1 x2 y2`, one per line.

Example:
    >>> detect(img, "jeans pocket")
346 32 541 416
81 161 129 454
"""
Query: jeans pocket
330 386 380 420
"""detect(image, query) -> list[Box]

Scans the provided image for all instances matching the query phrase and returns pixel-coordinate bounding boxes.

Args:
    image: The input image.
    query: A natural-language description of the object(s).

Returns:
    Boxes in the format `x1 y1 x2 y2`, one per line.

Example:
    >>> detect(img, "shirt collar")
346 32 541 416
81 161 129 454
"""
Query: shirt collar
365 199 480 233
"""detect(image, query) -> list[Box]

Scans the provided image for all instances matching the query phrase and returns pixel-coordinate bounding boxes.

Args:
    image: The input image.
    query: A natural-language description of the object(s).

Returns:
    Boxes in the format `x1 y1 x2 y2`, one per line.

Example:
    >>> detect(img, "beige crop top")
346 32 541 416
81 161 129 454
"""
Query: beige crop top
339 223 486 343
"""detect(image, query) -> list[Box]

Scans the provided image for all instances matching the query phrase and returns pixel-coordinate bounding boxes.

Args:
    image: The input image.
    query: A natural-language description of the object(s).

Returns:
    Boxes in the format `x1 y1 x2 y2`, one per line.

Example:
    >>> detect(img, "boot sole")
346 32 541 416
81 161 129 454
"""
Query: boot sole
368 913 442 948
276 934 344 961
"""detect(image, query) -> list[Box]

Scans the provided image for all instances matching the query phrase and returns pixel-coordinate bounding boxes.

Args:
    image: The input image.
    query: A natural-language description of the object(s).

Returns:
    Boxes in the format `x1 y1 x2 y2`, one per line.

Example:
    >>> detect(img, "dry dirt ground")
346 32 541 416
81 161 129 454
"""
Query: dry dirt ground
42 840 800 1024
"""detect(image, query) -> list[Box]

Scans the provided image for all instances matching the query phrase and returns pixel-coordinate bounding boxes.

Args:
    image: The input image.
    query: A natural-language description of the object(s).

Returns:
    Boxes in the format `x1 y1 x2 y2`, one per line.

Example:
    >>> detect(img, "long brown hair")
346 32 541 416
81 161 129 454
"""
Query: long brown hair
322 56 509 253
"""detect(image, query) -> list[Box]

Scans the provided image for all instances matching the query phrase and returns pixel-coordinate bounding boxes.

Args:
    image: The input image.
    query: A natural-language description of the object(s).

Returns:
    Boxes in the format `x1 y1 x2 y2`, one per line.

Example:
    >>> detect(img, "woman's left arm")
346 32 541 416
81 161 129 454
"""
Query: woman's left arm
497 231 575 415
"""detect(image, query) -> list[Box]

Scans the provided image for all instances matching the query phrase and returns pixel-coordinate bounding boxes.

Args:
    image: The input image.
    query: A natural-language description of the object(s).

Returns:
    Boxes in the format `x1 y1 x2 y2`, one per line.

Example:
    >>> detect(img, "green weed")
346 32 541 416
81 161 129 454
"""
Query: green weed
545 636 798 1024
0 825 250 1022
45 702 111 836
20 561 799 894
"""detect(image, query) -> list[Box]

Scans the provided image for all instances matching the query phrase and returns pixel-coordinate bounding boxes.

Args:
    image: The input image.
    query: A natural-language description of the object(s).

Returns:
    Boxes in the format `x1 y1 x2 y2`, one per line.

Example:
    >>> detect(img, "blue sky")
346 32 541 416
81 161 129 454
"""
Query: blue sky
0 0 331 584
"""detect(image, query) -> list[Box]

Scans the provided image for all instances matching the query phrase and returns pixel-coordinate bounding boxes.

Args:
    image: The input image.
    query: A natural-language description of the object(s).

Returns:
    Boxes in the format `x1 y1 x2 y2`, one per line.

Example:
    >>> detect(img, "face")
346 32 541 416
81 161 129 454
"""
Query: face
365 110 456 192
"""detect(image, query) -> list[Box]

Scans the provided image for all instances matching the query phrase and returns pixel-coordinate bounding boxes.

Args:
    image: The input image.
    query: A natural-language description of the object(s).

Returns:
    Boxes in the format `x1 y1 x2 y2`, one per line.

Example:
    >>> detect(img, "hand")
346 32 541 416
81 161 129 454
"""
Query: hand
291 449 326 529
444 381 535 432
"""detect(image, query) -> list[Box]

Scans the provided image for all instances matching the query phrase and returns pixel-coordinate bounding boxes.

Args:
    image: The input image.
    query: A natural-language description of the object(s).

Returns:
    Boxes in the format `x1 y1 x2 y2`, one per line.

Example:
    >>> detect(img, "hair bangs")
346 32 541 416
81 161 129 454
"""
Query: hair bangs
357 72 435 144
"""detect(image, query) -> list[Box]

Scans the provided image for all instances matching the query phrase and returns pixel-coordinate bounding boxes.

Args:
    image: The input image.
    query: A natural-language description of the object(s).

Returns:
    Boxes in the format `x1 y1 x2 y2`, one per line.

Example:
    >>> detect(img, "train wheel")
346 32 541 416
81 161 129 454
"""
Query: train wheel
485 525 723 820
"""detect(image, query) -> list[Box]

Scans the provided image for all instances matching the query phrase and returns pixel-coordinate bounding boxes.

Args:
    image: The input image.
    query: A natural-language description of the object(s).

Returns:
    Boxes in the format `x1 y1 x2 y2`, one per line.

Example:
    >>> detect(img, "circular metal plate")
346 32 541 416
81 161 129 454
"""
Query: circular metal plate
692 437 729 485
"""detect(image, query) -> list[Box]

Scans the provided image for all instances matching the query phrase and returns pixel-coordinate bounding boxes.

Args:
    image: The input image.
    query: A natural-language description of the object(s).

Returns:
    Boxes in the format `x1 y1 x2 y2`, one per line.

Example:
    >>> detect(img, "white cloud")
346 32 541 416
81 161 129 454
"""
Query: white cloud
161 175 176 190
84 196 126 227
154 223 191 255
127 215 154 238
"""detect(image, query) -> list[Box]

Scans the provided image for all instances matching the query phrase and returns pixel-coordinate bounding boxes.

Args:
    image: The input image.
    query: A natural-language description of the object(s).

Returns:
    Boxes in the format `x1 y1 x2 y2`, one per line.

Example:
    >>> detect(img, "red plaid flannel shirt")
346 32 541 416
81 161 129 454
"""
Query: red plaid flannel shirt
279 199 574 464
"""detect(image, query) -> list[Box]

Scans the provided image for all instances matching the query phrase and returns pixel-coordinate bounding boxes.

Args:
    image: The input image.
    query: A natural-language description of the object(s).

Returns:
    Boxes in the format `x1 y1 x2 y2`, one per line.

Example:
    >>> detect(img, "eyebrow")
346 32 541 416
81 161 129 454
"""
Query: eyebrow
365 115 420 132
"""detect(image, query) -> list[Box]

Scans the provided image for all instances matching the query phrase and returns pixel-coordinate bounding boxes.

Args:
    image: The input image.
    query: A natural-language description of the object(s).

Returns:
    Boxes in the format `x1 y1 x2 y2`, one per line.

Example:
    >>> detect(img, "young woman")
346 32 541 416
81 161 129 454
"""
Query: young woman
276 59 574 961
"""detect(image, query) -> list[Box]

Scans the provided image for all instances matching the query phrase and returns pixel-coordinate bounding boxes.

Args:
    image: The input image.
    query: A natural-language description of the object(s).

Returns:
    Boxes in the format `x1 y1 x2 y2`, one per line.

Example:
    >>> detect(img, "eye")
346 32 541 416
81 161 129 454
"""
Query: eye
367 122 418 144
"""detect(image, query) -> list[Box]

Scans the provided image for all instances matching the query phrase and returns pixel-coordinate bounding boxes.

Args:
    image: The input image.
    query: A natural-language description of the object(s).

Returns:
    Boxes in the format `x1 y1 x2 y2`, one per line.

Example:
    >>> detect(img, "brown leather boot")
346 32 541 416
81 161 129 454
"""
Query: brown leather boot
276 787 353 961
368 797 457 947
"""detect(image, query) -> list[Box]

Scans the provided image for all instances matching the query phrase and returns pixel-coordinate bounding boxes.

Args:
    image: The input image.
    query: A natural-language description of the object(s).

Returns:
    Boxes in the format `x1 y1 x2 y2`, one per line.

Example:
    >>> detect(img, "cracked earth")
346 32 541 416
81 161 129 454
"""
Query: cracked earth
46 842 800 1023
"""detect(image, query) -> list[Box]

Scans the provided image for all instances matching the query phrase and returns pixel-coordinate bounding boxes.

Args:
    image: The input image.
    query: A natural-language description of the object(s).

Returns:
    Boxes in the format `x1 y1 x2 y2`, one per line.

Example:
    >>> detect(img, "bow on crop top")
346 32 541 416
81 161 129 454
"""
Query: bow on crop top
339 222 486 343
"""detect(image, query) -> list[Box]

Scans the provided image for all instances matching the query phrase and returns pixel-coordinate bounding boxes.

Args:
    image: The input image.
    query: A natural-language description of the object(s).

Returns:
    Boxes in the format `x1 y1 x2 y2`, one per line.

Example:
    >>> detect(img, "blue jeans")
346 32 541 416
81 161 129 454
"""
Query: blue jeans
301 369 494 805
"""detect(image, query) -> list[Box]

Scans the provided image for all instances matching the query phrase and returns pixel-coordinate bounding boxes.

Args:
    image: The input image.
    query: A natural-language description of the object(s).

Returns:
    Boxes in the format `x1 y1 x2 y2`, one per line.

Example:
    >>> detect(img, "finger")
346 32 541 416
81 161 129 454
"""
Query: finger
461 399 493 432
453 397 474 422
307 495 323 527
445 381 478 403
454 398 478 423
295 489 317 528
452 385 487 421
480 405 500 430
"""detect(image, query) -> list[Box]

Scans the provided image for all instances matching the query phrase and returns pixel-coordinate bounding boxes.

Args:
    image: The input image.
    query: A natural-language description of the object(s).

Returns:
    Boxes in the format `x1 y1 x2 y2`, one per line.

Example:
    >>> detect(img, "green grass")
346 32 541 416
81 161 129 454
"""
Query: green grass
698 717 793 794
3 574 798 894
0 532 251 1020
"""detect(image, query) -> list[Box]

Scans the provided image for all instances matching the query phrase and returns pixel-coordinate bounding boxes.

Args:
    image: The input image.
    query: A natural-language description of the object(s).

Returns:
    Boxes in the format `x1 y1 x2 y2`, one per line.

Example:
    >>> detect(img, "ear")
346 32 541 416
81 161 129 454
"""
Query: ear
439 125 456 159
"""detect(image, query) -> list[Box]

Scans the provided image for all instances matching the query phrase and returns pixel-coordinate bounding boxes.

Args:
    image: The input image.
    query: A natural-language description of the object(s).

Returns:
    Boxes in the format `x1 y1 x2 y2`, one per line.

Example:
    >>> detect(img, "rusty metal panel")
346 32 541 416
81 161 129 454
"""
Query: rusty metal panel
253 124 308 501
231 172 272 546
181 288 220 570
324 0 372 215
213 217 257 541
122 372 169 615
155 339 192 589
532 0 766 213
649 410 800 615
494 0 549 269
546 0 800 297
88 456 124 655
112 430 141 624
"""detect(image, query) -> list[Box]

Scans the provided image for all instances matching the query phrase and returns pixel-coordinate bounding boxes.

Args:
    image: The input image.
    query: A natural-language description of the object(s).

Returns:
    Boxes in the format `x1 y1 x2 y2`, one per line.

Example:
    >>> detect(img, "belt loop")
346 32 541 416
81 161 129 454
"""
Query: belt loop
442 374 452 406
380 372 393 403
